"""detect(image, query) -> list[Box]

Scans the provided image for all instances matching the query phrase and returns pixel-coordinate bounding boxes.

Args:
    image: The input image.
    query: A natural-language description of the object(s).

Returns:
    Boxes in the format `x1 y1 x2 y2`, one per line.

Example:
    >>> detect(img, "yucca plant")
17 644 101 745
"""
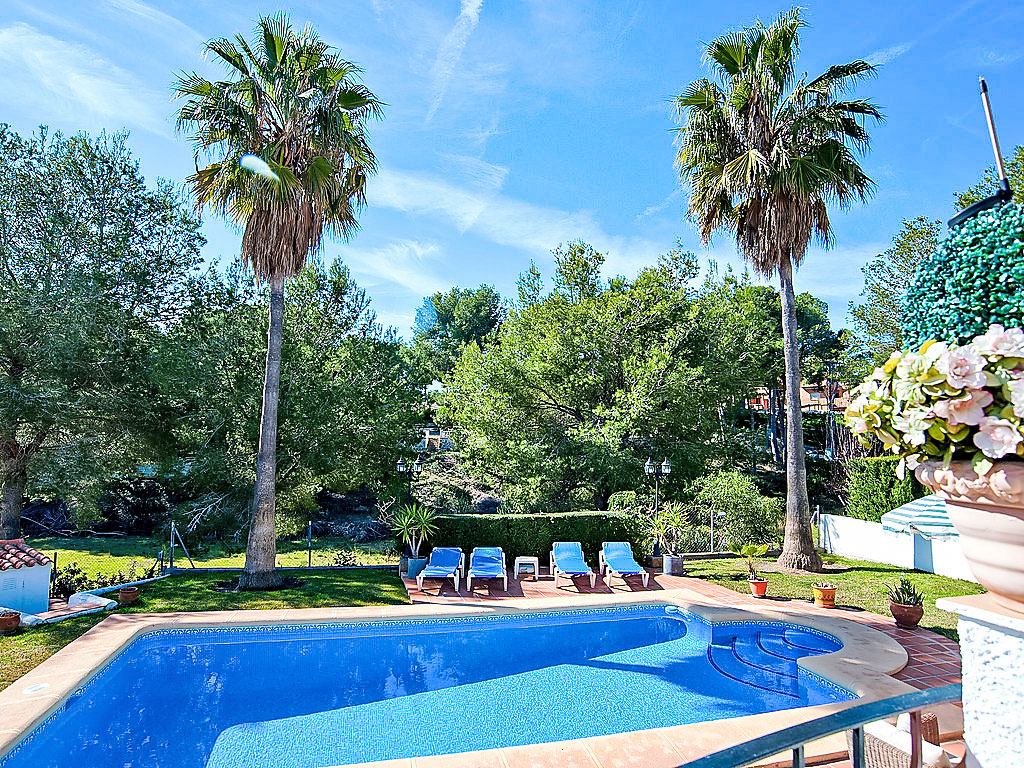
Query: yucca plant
674 8 882 572
173 15 383 589
390 503 438 561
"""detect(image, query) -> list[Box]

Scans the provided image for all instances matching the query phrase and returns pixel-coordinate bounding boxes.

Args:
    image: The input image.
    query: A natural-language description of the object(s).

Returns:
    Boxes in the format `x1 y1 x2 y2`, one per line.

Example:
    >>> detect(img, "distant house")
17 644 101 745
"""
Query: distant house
414 423 454 453
0 540 52 614
746 382 850 413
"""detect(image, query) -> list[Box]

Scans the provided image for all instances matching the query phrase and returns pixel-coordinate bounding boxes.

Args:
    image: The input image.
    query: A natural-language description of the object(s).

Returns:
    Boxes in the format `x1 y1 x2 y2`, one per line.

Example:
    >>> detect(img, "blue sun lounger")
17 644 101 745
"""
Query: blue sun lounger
600 541 649 588
416 547 464 593
466 547 507 592
549 541 596 589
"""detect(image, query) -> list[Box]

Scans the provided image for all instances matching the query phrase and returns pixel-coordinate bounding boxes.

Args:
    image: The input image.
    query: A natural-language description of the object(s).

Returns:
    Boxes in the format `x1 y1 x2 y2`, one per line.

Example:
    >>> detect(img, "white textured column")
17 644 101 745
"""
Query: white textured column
936 594 1024 768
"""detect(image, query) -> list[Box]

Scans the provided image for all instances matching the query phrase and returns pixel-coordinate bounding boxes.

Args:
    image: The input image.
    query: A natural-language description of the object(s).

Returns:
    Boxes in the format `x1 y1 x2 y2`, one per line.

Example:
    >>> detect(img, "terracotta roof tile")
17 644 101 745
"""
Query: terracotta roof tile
0 539 52 570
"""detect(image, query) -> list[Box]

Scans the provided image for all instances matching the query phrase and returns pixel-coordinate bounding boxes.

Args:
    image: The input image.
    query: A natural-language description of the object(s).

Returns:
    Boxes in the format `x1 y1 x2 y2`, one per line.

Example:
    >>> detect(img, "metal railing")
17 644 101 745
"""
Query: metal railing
678 683 961 768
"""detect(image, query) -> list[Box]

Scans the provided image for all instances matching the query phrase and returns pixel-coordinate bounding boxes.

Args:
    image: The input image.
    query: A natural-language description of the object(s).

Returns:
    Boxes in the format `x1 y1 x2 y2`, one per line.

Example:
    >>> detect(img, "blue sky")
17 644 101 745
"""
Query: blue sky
2 0 1023 335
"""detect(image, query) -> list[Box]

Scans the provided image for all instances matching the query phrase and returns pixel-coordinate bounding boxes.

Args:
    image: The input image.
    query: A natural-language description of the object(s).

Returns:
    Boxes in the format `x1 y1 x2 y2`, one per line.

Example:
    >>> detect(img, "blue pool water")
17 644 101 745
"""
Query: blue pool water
0 605 852 768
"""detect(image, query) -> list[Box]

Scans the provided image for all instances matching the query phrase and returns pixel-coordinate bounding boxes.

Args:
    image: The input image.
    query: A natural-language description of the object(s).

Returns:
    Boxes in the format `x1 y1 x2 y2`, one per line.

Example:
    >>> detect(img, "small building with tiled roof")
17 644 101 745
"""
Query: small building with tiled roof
0 539 52 614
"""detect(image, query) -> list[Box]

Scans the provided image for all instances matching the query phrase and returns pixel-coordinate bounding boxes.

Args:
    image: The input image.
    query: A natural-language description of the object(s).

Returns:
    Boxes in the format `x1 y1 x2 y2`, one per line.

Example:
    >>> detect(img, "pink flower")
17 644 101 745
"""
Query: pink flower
973 325 1024 358
932 389 994 426
1009 377 1024 418
938 346 987 390
973 416 1024 459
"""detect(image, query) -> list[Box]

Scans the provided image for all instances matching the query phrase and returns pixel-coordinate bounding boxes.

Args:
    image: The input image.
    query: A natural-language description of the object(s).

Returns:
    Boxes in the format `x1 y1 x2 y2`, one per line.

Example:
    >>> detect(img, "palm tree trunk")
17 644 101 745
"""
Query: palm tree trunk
776 259 823 572
238 275 286 590
1 460 26 540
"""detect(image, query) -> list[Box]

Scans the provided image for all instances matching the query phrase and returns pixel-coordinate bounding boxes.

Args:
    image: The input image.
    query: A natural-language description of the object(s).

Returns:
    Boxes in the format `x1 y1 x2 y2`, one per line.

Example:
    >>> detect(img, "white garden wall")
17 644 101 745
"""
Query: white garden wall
819 513 977 583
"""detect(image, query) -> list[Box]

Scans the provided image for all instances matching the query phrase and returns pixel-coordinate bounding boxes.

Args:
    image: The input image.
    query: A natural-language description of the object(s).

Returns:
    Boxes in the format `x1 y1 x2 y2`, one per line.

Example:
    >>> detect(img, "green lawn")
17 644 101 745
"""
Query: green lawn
685 554 984 641
28 535 398 579
0 569 408 692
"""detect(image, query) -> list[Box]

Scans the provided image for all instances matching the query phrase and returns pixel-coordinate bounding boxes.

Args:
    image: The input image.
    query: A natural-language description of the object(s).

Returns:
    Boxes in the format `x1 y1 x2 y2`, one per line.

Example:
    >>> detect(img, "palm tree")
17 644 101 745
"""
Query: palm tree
174 15 383 589
674 9 881 571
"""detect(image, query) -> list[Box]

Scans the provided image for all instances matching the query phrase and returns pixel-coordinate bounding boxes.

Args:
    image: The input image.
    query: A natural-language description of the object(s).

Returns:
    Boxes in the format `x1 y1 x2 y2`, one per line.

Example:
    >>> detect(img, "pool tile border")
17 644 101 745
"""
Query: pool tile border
0 588 937 766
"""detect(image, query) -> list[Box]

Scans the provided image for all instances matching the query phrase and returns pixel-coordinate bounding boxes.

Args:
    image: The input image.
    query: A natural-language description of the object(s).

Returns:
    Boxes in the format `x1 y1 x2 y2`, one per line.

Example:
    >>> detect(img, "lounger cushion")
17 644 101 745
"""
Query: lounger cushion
420 547 462 578
468 547 504 577
552 542 591 574
602 542 644 574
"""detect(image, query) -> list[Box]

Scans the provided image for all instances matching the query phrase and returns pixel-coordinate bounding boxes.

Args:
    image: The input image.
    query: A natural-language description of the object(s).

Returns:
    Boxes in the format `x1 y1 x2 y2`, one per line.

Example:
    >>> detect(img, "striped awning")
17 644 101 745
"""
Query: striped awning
880 494 958 540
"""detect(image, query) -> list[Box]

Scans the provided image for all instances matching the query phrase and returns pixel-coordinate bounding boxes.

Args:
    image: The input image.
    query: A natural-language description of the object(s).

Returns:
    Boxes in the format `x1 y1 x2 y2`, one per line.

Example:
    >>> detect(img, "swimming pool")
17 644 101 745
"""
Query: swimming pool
0 604 853 768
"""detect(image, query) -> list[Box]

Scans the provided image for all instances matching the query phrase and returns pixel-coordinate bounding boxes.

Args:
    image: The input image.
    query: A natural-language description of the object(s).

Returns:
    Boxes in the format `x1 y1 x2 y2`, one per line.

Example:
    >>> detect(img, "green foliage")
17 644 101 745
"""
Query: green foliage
955 145 1024 209
844 457 922 522
50 559 157 598
390 503 438 559
689 471 784 547
96 478 173 536
850 217 941 367
0 126 204 535
886 574 924 606
650 501 689 556
408 284 505 385
729 542 769 580
429 511 644 562
903 203 1024 347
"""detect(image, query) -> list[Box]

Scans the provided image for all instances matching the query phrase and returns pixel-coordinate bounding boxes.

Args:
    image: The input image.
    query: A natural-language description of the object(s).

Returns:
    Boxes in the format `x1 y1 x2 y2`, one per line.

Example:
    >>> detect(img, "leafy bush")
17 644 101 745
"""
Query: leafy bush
903 203 1024 347
689 471 783 547
607 491 638 512
96 477 173 535
430 511 645 562
50 559 156 598
844 456 923 522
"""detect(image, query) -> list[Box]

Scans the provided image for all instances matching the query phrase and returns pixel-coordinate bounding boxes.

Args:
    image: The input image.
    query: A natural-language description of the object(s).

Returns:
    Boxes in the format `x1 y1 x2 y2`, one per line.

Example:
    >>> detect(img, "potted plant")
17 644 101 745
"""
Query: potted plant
118 586 140 604
812 581 837 608
846 323 1024 612
730 543 769 597
390 503 438 579
651 502 688 575
0 610 20 636
887 574 925 629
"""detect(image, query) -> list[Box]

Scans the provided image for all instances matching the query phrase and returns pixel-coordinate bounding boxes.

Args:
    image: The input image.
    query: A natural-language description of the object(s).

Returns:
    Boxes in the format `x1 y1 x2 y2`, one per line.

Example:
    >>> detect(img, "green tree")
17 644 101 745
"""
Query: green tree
674 8 881 571
409 284 505 385
0 127 203 537
174 15 383 588
955 145 1024 208
849 217 940 366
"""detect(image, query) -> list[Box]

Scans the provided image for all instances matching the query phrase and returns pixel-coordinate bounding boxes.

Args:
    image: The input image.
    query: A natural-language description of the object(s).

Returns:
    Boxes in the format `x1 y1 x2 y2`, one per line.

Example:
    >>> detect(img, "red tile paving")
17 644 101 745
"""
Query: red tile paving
28 598 108 621
405 567 967 766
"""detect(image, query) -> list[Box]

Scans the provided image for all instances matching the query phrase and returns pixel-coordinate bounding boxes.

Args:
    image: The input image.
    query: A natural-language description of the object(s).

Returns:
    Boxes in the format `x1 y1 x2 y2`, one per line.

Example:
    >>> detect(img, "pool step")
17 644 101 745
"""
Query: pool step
707 641 801 698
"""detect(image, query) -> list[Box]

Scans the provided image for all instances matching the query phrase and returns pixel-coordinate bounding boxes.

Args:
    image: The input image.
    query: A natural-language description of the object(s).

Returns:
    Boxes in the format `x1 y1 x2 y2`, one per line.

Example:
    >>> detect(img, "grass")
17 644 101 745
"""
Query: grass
0 569 408 692
685 554 985 641
28 535 398 578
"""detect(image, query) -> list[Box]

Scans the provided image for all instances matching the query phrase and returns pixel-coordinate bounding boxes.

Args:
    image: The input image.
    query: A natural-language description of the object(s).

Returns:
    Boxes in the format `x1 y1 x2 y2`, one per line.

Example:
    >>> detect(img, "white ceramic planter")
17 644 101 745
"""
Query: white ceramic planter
917 459 1024 614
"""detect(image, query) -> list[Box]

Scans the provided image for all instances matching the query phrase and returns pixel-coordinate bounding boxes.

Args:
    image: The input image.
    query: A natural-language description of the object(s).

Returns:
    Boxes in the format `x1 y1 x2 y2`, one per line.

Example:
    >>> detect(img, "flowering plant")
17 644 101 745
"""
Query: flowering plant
845 325 1024 477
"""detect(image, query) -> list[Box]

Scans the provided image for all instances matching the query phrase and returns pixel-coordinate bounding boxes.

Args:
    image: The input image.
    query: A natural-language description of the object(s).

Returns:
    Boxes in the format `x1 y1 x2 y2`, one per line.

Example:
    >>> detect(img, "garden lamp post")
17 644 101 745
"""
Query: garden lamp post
644 458 671 557
396 455 423 505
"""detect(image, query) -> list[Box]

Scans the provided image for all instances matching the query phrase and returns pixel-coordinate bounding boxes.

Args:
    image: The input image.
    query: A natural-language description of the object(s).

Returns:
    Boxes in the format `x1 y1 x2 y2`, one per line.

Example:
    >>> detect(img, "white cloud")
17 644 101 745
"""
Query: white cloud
104 0 202 49
337 239 448 298
367 167 668 276
0 23 166 136
438 153 509 191
637 189 682 220
426 0 484 122
866 42 913 65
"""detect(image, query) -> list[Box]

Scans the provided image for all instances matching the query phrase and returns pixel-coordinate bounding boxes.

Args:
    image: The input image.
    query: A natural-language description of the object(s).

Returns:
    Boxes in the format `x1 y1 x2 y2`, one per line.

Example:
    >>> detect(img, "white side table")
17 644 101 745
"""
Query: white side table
514 555 540 580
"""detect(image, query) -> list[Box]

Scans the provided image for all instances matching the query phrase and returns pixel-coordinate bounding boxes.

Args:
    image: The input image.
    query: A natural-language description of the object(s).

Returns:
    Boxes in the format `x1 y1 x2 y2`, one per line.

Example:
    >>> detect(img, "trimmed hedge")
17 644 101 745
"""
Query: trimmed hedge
845 456 924 522
429 511 646 562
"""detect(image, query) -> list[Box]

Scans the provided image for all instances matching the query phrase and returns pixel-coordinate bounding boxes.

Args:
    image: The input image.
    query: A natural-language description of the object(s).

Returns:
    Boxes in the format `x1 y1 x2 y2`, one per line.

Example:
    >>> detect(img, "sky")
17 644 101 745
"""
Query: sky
2 0 1023 335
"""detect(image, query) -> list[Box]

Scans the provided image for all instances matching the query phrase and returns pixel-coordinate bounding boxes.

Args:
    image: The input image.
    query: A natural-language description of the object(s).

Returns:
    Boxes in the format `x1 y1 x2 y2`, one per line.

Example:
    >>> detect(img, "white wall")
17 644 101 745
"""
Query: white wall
819 513 977 583
0 564 52 614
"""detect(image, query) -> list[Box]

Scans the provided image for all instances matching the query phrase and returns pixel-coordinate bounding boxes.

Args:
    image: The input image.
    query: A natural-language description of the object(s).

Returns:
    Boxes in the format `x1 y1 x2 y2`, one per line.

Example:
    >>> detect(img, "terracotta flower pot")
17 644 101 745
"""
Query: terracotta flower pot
118 586 140 604
890 601 924 629
0 611 20 635
917 459 1024 614
748 578 768 598
813 586 836 608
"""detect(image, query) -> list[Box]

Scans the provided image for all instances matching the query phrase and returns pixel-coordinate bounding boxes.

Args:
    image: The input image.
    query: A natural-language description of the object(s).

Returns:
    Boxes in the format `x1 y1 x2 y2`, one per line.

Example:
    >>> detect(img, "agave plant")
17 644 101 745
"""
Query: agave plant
886 575 924 606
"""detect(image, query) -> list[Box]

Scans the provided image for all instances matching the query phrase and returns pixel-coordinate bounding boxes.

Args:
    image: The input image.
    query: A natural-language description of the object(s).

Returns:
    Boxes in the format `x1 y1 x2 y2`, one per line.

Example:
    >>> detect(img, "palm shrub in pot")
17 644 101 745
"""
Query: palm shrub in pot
390 503 438 578
651 502 688 575
847 203 1024 612
730 543 769 597
886 574 925 629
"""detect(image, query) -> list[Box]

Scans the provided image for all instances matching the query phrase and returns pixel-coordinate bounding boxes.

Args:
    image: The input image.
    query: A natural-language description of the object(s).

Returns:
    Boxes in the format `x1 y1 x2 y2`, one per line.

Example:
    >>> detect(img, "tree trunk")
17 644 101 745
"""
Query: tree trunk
237 275 286 590
1 461 27 540
776 259 823 572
